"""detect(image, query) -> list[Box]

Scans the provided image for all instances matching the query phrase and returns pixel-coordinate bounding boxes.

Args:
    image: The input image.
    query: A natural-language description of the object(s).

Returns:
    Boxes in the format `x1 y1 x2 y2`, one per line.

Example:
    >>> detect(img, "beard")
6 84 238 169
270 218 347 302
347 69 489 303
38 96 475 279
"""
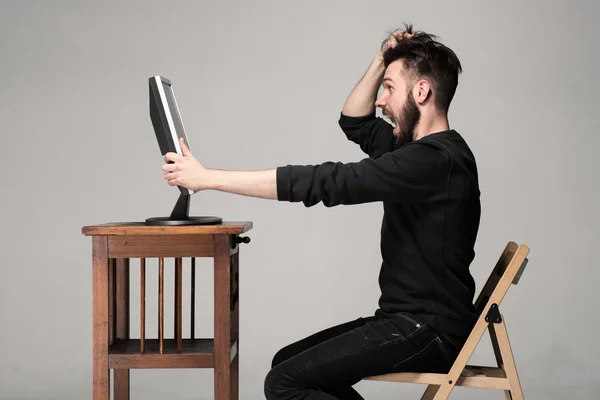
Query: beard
391 91 421 148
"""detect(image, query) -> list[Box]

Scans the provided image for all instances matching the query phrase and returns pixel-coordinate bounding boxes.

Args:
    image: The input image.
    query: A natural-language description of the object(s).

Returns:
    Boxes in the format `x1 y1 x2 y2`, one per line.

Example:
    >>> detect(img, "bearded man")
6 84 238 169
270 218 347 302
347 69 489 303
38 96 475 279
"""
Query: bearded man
162 24 481 400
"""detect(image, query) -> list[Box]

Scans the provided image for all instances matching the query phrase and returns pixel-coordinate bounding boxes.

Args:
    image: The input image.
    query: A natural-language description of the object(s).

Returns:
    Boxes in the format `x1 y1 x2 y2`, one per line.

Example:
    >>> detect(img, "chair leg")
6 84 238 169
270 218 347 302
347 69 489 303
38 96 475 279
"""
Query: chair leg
492 318 524 400
488 323 512 400
420 385 440 400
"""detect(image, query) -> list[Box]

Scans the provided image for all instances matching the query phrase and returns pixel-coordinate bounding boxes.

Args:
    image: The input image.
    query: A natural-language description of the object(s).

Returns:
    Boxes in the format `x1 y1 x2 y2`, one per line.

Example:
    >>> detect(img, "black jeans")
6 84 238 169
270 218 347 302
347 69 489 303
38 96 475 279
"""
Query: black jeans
264 312 464 400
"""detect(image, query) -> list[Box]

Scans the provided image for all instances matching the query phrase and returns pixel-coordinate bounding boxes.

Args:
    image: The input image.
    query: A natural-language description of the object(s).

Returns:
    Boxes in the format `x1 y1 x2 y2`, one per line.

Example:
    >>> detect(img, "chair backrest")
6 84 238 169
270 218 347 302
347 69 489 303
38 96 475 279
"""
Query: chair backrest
474 242 530 314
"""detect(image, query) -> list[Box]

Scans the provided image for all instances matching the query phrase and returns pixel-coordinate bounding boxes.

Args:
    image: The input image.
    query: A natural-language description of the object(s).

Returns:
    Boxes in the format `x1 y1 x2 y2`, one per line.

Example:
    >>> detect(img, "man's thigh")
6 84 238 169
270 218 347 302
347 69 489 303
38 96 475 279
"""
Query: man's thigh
268 314 453 392
271 316 374 367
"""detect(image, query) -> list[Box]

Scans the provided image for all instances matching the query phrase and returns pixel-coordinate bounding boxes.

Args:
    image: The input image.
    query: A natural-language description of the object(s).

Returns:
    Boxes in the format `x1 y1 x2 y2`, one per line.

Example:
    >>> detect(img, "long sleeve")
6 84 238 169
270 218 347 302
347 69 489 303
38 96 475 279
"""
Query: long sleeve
338 112 395 159
276 140 450 207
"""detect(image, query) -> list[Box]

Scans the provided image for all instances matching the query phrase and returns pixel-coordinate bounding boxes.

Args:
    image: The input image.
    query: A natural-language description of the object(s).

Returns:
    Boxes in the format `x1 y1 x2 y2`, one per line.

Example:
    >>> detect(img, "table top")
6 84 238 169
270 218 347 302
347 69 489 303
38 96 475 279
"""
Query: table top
81 221 253 236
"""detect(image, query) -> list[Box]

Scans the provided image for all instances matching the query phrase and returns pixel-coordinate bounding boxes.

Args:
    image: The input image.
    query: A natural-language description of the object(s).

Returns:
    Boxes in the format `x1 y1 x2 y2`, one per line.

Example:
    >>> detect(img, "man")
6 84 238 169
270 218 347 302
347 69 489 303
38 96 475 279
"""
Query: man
162 24 481 400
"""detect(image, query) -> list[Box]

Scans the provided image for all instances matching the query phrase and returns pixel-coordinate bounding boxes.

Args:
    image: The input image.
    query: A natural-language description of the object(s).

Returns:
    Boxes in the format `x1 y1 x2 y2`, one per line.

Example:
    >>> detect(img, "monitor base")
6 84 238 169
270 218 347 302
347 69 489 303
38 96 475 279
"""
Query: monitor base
145 192 222 226
145 216 222 226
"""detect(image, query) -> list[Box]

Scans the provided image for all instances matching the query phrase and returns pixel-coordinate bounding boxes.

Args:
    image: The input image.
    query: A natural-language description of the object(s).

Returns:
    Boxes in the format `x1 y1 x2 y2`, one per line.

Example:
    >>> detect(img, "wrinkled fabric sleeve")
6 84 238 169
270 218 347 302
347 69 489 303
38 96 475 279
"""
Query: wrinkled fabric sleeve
276 141 450 207
338 112 395 159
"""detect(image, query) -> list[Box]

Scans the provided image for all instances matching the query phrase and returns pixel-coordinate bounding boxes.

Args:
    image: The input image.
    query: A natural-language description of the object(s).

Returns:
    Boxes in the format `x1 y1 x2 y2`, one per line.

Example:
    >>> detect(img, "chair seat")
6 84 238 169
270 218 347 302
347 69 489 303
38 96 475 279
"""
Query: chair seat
364 365 510 390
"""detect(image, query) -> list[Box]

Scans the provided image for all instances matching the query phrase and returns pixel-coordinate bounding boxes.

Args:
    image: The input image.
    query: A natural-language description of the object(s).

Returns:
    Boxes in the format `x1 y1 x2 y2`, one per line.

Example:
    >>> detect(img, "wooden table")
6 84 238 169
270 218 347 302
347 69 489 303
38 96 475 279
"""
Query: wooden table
82 221 252 400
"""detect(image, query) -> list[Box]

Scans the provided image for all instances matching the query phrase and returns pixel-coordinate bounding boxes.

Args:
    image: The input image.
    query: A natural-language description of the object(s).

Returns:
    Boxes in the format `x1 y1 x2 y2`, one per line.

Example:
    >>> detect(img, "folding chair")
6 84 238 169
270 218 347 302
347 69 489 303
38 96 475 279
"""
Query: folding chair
363 241 530 399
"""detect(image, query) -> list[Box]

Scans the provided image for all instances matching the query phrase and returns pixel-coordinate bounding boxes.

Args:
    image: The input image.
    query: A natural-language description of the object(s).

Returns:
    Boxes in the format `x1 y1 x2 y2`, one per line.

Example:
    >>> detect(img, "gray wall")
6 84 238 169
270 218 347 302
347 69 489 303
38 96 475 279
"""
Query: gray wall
1 0 598 399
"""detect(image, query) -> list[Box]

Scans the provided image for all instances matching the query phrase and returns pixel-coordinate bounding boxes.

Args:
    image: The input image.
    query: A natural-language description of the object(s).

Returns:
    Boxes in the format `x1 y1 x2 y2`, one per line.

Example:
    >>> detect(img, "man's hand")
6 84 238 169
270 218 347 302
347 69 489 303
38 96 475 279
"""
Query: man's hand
162 138 209 192
342 29 414 117
379 29 414 54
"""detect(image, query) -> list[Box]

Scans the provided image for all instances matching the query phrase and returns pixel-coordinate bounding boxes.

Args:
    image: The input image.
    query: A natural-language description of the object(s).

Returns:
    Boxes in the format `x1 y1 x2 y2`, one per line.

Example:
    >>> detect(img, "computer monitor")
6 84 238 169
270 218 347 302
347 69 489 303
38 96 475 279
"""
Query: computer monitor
149 76 194 196
146 75 222 226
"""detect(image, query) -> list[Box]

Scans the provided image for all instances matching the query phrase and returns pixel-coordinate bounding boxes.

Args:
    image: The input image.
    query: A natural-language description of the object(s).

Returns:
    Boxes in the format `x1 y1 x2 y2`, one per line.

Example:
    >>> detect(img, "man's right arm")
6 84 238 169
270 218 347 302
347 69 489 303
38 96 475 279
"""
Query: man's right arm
339 30 412 158
339 53 394 159
341 53 386 117
342 29 411 116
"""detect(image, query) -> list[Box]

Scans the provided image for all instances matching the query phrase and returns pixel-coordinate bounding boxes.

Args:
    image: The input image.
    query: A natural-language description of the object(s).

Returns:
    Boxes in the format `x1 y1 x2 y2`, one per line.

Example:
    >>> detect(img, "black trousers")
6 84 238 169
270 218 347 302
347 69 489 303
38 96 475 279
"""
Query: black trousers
264 312 464 400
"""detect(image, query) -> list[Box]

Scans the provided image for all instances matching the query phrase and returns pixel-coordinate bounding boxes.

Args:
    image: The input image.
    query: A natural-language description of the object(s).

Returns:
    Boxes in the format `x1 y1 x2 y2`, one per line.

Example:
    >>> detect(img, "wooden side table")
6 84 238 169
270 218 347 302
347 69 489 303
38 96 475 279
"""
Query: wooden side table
82 221 252 400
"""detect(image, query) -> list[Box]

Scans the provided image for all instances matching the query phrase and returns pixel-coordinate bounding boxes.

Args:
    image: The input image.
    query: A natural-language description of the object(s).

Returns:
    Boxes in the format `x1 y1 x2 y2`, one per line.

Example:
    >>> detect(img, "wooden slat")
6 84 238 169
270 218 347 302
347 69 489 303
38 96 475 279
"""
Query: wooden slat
114 258 130 400
92 236 110 400
114 367 129 400
82 221 252 236
364 367 510 390
494 319 524 399
108 235 214 258
214 235 232 400
489 319 511 399
462 365 508 378
474 242 518 312
191 257 196 339
175 258 183 353
110 339 215 369
489 322 505 370
231 353 239 400
512 258 528 285
231 252 239 341
488 323 512 400
140 258 146 354
108 258 115 345
115 258 130 339
174 258 178 341
420 385 440 400
159 258 164 355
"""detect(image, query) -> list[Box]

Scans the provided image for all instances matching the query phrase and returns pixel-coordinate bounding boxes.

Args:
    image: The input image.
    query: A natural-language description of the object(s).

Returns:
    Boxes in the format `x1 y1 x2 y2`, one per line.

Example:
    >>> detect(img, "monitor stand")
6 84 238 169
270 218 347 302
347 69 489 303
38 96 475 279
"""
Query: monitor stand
145 193 223 226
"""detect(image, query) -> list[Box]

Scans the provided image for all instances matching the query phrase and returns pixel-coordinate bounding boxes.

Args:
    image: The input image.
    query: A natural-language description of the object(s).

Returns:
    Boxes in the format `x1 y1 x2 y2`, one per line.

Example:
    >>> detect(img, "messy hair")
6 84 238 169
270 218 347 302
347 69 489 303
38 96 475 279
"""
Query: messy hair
383 23 462 113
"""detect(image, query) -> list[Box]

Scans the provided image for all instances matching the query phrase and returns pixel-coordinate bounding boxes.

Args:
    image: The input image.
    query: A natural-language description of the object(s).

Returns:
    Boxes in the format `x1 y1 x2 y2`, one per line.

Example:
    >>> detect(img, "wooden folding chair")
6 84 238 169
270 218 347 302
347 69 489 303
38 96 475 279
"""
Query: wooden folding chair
363 241 530 399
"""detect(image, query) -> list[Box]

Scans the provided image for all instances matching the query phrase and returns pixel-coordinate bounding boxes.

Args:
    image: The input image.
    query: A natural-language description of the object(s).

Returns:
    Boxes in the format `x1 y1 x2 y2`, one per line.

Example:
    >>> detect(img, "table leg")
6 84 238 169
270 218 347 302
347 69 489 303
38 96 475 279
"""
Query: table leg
115 258 130 400
214 235 232 400
92 237 110 400
231 355 239 400
231 251 239 400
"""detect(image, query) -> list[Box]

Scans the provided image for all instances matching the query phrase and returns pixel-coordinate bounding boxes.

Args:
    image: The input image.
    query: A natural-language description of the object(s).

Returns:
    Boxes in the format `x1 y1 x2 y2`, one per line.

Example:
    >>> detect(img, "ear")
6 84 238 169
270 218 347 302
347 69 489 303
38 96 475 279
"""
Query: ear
412 79 432 105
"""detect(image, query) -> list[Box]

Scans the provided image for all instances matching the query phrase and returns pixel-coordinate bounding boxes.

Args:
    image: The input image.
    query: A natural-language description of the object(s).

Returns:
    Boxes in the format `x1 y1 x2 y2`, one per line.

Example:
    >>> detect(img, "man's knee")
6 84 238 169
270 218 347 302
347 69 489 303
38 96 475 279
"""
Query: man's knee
264 364 295 399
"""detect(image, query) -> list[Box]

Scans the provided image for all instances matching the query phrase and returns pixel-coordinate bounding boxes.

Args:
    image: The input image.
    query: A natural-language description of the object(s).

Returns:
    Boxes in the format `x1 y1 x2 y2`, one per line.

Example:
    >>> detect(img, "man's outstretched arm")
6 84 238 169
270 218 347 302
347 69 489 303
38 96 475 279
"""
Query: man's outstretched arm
163 138 277 200
163 137 448 207
207 168 278 200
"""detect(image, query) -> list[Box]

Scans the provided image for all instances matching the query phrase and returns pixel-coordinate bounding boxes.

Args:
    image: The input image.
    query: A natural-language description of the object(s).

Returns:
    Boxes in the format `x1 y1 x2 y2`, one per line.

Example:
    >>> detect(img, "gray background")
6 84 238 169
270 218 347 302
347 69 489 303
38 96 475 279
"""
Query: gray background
0 0 598 399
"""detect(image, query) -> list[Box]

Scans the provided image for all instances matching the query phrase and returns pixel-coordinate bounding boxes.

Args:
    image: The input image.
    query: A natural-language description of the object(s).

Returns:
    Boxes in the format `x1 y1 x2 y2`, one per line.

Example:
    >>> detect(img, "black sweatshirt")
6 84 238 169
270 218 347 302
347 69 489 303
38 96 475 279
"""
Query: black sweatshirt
276 112 481 341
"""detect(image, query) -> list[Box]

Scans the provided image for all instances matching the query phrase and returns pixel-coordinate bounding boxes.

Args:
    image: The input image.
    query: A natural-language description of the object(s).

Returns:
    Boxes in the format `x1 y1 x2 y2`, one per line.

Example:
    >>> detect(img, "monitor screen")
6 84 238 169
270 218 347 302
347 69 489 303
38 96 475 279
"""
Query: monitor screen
149 76 194 195
161 78 190 153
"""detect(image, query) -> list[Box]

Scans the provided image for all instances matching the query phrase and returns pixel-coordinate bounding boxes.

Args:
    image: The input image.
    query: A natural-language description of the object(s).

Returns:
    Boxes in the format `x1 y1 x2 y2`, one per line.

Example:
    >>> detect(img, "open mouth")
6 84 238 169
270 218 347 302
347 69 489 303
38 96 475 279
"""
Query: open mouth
392 121 400 135
385 110 400 136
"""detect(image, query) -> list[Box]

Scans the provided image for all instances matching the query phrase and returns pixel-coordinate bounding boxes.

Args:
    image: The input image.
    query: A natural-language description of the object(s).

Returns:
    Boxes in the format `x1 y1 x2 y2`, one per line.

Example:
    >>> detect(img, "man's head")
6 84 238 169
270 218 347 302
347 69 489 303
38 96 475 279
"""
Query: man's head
375 24 462 146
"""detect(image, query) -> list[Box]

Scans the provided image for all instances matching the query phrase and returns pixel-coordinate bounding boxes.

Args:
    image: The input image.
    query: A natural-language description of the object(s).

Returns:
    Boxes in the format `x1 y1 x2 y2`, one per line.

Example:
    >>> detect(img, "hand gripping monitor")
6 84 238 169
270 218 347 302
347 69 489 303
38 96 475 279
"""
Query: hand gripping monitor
146 75 222 226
